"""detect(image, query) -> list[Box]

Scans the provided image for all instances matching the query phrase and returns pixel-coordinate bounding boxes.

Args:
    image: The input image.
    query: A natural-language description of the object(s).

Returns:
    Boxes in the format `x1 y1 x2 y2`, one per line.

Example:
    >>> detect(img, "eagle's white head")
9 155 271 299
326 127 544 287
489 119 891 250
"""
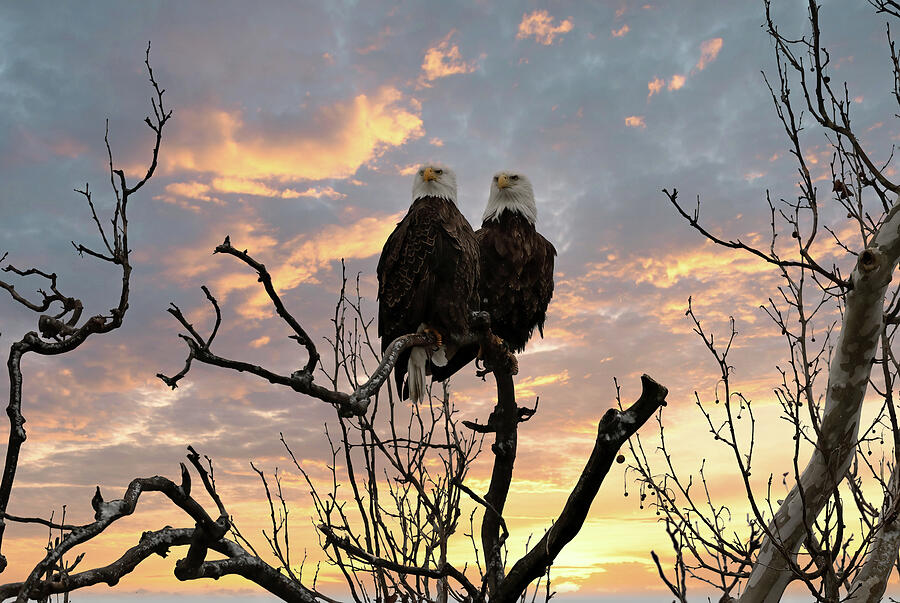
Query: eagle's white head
483 171 537 225
411 163 457 204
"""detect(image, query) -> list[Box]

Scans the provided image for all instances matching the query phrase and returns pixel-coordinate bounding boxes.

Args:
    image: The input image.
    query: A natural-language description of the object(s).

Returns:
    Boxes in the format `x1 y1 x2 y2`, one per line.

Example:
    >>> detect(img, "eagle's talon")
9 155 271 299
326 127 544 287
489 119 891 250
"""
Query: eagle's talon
423 326 443 349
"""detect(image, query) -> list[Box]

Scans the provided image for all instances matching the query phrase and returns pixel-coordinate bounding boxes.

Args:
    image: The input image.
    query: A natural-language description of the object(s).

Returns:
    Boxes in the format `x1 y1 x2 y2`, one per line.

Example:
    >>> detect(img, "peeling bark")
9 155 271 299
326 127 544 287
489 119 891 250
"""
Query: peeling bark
741 204 900 603
844 466 900 603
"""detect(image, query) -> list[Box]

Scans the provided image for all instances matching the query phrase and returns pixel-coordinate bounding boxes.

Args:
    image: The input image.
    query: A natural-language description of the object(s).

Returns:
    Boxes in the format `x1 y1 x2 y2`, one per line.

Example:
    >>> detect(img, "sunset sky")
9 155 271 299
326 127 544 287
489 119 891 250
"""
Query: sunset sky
1 1 899 601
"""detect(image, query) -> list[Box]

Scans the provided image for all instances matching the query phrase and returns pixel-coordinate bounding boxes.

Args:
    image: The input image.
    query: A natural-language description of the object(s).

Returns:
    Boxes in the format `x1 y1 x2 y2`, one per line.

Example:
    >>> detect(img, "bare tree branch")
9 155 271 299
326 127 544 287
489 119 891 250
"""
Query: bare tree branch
0 42 171 573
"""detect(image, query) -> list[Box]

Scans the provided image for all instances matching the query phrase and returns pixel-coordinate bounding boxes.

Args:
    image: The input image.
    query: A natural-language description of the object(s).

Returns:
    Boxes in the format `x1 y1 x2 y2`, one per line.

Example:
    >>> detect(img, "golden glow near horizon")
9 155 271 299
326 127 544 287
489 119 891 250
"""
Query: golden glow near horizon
2 1 899 601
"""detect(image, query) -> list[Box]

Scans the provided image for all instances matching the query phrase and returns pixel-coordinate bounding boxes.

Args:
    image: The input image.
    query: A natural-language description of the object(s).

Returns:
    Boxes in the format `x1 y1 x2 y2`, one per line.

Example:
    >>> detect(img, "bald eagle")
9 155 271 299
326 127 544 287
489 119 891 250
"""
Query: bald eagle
377 164 479 403
432 171 556 381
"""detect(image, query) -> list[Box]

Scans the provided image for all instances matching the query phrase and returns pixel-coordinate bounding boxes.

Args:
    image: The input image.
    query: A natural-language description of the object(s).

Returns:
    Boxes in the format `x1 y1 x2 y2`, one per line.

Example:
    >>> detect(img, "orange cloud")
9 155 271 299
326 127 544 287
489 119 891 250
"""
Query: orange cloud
235 211 404 319
159 178 347 207
211 176 309 199
648 39 721 100
160 207 403 319
164 181 217 201
695 37 723 71
396 163 420 176
156 181 222 209
547 236 805 333
628 244 771 289
270 213 403 291
611 24 630 38
517 10 574 45
516 370 571 397
164 87 423 182
625 116 646 128
420 31 479 85
249 335 270 348
293 186 346 200
744 171 765 182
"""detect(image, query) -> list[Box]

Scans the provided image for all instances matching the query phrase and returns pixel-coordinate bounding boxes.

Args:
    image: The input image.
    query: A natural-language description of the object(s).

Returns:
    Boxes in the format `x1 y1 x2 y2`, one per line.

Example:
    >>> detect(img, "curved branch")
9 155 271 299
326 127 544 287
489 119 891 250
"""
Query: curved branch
158 246 491 416
214 237 320 375
664 189 846 288
320 524 479 601
0 46 170 571
1 526 318 603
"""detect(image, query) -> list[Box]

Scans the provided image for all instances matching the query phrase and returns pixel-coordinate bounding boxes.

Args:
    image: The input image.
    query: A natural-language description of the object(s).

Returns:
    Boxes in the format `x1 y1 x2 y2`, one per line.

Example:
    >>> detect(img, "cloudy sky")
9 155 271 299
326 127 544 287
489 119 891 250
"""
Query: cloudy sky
1 0 898 600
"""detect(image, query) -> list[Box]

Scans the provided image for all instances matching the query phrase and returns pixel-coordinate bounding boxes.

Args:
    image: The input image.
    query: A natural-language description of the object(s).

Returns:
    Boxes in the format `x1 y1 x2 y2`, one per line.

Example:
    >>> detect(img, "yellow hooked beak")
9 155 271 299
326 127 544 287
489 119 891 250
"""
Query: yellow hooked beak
497 174 510 189
423 167 437 182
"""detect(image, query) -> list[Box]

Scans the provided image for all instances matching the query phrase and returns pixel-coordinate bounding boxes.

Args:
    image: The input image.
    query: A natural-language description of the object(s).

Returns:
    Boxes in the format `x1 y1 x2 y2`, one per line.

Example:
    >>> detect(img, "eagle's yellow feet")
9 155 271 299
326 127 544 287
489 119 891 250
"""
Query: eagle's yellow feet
423 326 443 348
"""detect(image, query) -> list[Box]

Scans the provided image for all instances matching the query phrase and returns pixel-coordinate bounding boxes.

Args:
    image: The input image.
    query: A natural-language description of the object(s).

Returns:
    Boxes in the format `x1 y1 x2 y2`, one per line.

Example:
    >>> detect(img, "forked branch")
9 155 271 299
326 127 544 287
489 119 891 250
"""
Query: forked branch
157 239 507 417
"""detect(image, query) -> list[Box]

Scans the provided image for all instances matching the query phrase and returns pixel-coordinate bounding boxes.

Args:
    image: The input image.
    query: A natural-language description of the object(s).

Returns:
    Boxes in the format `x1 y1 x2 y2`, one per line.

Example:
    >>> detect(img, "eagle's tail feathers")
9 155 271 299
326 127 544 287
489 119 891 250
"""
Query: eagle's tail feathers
408 346 427 403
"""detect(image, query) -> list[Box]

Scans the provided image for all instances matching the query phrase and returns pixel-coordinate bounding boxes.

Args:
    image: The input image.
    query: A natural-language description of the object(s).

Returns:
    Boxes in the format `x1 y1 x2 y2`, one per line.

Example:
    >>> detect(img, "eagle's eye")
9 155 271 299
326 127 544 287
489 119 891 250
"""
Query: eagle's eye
436 169 443 175
419 169 424 175
511 175 519 181
493 176 498 181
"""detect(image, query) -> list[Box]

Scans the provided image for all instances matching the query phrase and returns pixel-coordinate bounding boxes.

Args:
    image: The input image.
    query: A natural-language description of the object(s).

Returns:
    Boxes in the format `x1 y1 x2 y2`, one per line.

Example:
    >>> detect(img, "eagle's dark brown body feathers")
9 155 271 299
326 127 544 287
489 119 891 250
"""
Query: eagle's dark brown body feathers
377 194 479 397
431 210 556 382
477 211 556 352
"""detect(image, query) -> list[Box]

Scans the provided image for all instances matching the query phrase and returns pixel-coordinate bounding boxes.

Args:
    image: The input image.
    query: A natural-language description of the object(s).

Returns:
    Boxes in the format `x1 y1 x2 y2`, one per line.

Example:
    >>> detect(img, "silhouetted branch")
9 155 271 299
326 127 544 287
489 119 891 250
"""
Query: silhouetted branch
157 274 439 416
0 44 170 573
158 243 511 418
319 524 480 601
495 375 668 602
1 450 320 603
663 188 846 288
652 2 900 600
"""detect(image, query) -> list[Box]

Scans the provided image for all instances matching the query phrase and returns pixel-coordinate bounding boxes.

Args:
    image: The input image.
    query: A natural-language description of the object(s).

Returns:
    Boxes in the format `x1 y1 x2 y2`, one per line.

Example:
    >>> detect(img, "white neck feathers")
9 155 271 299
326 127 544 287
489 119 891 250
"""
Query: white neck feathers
411 165 458 204
483 173 537 224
